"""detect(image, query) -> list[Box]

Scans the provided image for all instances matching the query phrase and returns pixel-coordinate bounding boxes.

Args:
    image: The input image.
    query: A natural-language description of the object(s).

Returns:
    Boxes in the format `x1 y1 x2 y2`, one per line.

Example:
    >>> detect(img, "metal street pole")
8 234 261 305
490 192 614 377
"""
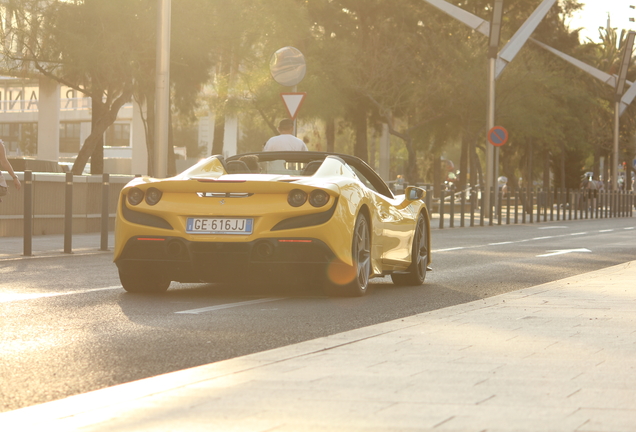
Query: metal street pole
486 57 495 215
613 101 620 190
485 0 503 218
613 31 635 190
154 0 171 178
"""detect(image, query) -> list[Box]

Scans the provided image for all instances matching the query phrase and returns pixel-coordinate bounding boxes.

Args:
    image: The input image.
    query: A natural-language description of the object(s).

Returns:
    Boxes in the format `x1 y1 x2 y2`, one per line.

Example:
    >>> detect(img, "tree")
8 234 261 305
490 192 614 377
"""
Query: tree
203 0 311 155
0 0 155 175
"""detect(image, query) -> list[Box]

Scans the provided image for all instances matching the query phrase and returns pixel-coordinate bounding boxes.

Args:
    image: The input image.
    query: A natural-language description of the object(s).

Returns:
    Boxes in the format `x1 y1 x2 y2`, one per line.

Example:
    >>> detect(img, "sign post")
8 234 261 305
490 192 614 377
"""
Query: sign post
280 93 307 120
488 126 508 221
270 47 306 135
488 126 508 146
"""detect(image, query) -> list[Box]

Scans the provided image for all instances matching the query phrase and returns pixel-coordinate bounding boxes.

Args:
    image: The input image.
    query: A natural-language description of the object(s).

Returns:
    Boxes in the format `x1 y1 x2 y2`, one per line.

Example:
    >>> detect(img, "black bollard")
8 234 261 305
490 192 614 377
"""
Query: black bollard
23 171 32 256
64 172 73 254
100 173 110 251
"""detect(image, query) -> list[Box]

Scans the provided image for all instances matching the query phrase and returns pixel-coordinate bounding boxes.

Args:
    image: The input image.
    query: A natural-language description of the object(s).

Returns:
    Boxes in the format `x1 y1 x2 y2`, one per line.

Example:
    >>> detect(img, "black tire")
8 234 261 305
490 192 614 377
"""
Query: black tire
325 213 371 297
391 214 428 286
119 267 171 293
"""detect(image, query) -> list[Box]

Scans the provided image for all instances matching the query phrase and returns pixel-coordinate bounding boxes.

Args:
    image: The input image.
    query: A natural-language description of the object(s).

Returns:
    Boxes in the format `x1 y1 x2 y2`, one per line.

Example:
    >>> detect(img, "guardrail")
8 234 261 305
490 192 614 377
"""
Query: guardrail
0 171 133 254
429 187 634 229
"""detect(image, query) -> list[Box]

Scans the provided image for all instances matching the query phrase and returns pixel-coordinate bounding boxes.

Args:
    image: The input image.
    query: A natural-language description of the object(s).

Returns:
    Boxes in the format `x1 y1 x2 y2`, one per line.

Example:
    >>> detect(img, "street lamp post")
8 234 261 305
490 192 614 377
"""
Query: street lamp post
154 0 171 178
613 31 635 190
485 0 503 219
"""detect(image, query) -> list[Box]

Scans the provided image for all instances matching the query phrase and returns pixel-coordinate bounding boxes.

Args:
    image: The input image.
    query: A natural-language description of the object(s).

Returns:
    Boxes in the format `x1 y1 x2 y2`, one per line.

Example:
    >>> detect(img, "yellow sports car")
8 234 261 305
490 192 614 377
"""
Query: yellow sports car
114 151 431 296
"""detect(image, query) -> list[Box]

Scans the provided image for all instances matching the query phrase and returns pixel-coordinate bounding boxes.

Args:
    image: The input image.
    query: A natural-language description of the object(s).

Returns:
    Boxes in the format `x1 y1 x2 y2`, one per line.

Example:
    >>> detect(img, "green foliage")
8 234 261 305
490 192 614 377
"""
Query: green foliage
3 0 633 189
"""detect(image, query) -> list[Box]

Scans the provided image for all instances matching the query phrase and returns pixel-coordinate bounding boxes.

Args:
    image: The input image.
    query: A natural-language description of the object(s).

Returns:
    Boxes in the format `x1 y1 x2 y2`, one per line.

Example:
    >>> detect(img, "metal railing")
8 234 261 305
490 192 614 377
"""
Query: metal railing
1 171 132 255
431 186 634 229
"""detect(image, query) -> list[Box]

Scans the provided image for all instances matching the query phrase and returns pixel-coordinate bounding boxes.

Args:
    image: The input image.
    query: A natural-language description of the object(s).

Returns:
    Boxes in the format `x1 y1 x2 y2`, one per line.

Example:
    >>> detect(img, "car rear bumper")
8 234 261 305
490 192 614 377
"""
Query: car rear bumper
115 236 336 283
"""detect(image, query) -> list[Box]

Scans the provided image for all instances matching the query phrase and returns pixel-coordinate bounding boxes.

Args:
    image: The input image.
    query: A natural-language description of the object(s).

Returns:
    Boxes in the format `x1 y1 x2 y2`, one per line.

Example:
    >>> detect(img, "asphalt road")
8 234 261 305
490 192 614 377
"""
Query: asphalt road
1 217 635 412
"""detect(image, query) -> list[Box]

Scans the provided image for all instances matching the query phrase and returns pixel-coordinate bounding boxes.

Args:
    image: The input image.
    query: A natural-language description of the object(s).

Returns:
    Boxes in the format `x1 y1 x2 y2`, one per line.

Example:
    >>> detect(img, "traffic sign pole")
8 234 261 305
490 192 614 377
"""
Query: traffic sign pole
270 47 307 137
487 126 508 222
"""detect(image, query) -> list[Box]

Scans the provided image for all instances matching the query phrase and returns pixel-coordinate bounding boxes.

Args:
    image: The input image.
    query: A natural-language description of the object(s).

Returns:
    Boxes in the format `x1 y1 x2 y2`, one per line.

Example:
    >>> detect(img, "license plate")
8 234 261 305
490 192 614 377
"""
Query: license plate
186 217 253 234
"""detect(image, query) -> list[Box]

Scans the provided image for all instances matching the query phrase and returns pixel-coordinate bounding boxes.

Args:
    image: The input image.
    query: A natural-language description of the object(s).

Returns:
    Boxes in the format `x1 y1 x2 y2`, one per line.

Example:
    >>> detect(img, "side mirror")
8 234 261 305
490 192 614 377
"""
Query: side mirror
405 186 425 201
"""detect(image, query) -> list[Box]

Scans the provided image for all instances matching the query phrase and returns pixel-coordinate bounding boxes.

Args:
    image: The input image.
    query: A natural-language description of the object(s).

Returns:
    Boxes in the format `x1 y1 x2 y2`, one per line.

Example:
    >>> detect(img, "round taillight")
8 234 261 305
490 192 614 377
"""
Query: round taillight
145 187 163 206
287 189 307 207
309 190 330 207
127 187 144 206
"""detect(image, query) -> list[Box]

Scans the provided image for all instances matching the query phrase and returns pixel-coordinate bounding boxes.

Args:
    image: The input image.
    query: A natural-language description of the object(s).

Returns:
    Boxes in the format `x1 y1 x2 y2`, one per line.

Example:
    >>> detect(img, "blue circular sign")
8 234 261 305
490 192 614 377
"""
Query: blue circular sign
488 126 508 147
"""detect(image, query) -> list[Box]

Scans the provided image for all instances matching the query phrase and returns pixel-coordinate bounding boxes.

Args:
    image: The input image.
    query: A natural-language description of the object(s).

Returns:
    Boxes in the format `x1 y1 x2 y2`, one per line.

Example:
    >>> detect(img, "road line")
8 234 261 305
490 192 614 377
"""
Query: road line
536 248 592 258
599 229 614 233
432 247 467 252
0 286 122 303
175 298 285 315
434 228 633 254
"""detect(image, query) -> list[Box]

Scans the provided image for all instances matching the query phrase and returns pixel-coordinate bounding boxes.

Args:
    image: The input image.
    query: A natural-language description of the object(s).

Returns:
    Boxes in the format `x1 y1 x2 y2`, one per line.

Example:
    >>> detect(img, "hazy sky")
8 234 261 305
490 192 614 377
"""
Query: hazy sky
566 0 636 42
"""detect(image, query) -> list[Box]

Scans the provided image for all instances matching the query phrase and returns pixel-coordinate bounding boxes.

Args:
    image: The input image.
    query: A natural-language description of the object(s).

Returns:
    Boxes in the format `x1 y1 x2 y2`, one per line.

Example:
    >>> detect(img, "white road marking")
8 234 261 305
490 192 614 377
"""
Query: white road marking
432 247 466 252
175 298 285 315
536 248 592 258
599 229 614 233
0 286 122 303
434 227 633 254
538 226 568 229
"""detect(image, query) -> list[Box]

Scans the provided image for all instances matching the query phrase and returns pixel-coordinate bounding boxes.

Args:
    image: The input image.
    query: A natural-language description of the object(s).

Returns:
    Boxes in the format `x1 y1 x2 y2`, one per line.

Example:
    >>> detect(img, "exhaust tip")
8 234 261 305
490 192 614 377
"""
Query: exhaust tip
166 240 184 257
254 241 274 259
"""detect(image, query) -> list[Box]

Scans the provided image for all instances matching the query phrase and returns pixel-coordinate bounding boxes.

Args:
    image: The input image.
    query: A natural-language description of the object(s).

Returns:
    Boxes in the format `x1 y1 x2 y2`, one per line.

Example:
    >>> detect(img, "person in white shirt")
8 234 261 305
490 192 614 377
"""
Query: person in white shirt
263 119 308 151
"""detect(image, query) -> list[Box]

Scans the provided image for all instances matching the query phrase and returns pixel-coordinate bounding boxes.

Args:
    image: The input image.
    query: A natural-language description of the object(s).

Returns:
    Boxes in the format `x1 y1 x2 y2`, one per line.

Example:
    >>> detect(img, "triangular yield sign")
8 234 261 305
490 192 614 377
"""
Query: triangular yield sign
281 93 306 120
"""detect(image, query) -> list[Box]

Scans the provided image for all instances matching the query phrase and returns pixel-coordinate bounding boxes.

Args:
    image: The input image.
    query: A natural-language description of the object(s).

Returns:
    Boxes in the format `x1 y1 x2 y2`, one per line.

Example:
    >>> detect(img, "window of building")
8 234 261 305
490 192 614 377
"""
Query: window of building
59 122 81 153
105 123 130 147
0 122 37 155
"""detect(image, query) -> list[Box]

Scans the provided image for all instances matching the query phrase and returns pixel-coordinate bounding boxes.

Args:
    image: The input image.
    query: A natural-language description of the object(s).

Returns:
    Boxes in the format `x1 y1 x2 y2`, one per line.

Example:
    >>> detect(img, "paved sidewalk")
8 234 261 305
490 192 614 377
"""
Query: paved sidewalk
2 260 635 431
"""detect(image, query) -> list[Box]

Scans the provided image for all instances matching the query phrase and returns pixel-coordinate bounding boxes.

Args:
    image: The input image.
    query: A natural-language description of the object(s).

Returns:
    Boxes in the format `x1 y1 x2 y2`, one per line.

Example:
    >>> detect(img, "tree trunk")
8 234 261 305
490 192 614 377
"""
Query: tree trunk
326 118 335 152
593 143 601 181
72 89 132 175
560 140 566 189
168 107 176 176
543 150 550 191
433 154 441 198
211 52 231 156
469 138 477 189
145 91 156 176
90 136 104 174
211 111 225 156
473 144 483 191
459 132 469 191
89 96 104 174
526 139 533 190
405 136 417 185
353 107 368 162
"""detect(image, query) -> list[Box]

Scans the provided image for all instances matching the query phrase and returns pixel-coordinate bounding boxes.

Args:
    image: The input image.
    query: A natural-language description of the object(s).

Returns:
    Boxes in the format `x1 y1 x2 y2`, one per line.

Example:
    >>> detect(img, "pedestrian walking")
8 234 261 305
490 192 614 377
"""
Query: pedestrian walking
0 139 21 202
